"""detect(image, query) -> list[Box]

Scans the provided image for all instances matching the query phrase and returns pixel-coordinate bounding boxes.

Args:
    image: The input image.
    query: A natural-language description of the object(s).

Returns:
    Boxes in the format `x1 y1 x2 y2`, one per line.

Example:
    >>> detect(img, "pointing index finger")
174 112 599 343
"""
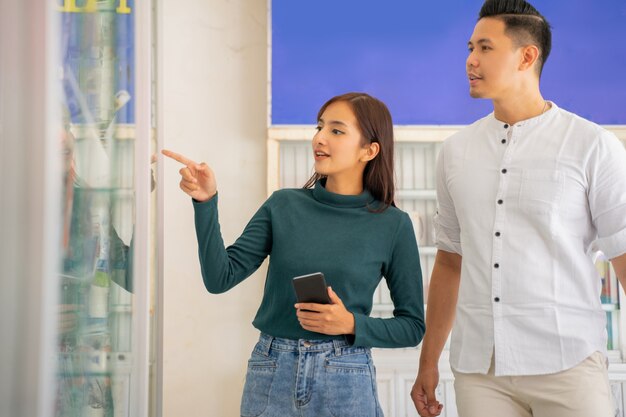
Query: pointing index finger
161 149 196 166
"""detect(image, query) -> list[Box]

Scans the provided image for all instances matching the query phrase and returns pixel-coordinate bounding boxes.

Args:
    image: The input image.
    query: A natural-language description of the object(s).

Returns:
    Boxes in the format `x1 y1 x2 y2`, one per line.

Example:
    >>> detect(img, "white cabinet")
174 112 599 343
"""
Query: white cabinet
268 125 626 417
370 348 456 417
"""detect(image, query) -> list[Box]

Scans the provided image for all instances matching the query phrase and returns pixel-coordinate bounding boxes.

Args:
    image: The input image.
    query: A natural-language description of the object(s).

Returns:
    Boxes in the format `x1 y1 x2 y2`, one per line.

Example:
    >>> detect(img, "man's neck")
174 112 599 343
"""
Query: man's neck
492 90 547 125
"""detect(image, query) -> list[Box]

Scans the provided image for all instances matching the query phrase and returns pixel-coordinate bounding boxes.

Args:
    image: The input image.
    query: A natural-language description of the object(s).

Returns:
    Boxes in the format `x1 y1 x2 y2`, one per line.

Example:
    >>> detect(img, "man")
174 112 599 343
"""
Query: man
410 1 626 416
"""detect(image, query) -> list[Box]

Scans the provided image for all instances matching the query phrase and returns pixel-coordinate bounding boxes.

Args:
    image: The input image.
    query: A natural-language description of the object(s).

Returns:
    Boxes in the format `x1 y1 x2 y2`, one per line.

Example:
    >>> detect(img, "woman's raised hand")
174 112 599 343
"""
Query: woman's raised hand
161 149 217 202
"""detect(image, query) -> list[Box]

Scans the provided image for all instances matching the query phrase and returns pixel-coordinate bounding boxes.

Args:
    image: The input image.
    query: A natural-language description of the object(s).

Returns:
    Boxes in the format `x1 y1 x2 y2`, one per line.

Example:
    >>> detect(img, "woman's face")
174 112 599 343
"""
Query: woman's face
312 101 371 182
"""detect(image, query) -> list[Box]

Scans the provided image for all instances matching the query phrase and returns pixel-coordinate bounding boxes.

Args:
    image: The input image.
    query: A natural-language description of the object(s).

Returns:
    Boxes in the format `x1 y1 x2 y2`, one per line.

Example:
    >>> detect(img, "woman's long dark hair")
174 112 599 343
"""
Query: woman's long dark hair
303 92 395 212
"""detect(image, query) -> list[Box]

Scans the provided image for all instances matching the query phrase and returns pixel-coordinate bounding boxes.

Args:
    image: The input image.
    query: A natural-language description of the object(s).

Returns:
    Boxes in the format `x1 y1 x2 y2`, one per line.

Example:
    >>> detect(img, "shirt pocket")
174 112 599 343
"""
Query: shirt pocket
519 169 564 215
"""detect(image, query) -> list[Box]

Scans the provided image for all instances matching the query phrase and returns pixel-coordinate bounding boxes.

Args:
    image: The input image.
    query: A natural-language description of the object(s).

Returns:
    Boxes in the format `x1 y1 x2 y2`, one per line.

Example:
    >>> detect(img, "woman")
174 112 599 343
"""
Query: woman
163 92 425 417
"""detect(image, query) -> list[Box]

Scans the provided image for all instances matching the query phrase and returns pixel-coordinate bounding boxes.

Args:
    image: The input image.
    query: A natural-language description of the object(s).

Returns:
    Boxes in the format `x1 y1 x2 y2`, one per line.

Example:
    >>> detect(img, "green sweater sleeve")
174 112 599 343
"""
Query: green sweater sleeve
351 213 425 348
193 193 272 293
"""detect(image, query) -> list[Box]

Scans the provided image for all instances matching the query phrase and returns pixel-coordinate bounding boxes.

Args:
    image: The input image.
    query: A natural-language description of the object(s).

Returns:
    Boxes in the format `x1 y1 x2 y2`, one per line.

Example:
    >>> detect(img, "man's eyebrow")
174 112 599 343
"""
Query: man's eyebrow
468 38 493 46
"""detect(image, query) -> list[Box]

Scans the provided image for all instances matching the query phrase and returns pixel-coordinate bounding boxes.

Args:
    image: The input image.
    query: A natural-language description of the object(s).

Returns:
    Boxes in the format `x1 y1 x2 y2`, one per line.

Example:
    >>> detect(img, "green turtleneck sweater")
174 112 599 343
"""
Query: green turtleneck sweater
193 181 425 348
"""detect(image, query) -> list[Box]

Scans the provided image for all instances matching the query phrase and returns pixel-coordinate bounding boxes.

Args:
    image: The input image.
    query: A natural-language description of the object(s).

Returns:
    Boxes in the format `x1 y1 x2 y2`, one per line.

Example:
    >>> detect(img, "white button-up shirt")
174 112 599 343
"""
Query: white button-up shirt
435 102 626 376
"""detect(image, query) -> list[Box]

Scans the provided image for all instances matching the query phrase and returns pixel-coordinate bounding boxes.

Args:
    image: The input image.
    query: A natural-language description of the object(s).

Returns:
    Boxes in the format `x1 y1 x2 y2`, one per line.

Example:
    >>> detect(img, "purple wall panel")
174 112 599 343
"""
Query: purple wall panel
272 0 626 125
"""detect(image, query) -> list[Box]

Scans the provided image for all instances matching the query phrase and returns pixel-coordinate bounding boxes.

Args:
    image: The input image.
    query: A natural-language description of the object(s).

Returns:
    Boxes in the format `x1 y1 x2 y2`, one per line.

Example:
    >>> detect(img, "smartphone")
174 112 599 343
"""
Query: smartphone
292 272 331 305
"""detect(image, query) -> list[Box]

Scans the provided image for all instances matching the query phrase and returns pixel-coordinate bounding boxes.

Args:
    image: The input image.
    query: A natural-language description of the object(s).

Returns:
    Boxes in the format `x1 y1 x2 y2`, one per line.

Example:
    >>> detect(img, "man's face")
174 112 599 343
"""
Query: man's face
466 17 524 100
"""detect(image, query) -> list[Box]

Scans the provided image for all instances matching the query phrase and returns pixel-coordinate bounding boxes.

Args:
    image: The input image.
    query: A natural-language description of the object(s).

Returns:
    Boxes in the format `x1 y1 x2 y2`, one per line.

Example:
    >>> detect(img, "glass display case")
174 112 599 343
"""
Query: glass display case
0 1 158 416
55 1 159 417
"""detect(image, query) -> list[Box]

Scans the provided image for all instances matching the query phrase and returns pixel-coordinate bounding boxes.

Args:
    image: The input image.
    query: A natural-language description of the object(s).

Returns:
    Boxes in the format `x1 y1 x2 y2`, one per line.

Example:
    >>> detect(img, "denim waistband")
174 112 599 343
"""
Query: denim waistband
256 333 367 356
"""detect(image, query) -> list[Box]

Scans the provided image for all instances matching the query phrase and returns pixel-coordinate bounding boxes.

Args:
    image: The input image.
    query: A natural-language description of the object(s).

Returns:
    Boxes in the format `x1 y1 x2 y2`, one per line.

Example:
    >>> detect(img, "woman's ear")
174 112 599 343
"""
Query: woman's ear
361 141 380 162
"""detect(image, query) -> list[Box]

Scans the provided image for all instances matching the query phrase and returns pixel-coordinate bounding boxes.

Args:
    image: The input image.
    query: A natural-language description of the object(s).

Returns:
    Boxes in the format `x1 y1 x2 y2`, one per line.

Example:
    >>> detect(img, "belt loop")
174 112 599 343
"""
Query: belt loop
259 333 274 356
333 339 342 356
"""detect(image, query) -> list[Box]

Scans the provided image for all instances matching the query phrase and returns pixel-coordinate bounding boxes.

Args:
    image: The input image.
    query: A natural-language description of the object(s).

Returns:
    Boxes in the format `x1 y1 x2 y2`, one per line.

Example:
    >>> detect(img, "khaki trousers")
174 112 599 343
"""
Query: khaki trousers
453 352 615 417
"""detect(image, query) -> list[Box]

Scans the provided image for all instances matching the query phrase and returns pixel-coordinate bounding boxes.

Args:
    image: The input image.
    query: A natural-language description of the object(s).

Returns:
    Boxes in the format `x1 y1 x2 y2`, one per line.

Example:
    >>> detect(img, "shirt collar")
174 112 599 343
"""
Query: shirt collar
487 101 558 130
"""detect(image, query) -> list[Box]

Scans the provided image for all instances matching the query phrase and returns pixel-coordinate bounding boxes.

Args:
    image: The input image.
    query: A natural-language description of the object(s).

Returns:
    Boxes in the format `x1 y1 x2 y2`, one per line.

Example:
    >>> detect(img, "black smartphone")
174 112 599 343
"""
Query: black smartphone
292 272 331 305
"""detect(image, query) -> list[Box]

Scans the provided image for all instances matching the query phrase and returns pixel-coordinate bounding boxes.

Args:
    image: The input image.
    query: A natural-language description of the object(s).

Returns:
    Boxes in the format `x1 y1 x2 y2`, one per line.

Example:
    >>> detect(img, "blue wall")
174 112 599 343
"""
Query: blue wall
272 0 626 125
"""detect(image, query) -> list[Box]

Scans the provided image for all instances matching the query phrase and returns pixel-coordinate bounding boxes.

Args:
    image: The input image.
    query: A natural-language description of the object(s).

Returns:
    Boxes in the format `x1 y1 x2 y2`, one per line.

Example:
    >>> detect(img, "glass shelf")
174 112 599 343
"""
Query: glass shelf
397 189 437 199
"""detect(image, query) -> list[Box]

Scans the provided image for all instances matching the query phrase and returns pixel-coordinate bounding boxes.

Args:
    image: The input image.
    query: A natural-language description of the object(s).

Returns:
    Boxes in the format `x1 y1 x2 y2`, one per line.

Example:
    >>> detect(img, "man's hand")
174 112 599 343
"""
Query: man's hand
411 366 443 417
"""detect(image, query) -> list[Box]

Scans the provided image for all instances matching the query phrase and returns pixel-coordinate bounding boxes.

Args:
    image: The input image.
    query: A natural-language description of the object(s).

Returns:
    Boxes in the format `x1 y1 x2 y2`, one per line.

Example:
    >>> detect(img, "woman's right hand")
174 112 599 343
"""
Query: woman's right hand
161 149 217 202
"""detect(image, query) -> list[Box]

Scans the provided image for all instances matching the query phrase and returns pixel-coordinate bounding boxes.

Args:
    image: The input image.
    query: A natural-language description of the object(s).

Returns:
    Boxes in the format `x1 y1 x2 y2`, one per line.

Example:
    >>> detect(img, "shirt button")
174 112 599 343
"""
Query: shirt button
501 168 507 174
501 139 506 144
494 297 500 302
497 199 503 205
504 124 509 129
494 263 500 268
495 231 501 237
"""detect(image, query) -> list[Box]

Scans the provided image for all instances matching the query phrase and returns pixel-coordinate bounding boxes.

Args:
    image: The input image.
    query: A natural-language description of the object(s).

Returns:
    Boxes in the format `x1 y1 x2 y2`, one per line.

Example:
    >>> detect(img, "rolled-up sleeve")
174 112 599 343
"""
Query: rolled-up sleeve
588 132 626 259
434 143 462 255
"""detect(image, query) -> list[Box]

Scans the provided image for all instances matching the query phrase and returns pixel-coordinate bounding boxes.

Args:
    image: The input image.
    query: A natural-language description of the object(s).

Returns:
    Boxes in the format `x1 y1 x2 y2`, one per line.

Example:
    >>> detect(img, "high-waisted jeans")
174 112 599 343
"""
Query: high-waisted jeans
240 333 384 417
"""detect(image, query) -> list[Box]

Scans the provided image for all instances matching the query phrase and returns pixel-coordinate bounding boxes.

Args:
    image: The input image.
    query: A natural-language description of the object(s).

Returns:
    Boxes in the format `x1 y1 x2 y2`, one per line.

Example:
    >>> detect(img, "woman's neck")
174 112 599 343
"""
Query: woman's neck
325 176 364 195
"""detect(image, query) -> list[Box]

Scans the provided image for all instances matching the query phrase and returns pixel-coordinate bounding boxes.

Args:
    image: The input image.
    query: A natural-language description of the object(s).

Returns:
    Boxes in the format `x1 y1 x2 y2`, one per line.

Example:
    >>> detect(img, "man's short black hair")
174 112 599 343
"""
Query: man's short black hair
479 0 552 77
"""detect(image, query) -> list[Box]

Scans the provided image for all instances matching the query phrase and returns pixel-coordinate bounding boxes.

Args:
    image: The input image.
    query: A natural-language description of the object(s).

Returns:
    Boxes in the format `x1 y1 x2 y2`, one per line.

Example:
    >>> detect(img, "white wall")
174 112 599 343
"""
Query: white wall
161 1 268 416
0 3 60 417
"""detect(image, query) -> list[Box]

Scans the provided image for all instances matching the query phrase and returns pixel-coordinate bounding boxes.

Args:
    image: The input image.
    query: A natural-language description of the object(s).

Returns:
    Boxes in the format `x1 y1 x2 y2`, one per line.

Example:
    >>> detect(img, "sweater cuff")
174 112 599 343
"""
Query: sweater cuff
350 312 370 347
192 192 218 208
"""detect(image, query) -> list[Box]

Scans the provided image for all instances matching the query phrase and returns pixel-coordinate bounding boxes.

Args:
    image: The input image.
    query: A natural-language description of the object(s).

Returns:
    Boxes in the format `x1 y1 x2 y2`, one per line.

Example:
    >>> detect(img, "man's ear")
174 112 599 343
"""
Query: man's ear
362 142 380 162
519 44 540 73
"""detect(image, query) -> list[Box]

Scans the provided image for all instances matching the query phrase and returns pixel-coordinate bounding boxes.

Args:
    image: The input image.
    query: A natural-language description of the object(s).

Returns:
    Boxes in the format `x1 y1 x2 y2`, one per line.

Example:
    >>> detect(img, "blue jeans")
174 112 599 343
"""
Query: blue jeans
240 333 384 417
